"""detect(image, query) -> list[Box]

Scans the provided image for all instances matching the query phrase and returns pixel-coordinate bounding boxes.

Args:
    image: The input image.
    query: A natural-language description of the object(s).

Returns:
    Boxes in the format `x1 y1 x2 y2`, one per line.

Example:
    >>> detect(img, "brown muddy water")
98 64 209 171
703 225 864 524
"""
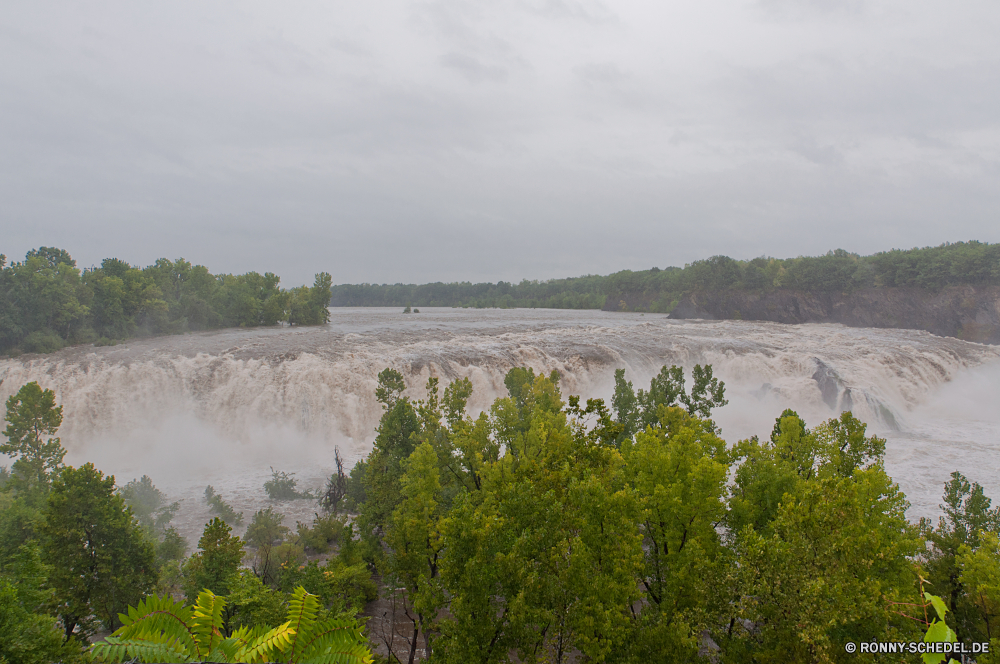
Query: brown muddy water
2 307 999 546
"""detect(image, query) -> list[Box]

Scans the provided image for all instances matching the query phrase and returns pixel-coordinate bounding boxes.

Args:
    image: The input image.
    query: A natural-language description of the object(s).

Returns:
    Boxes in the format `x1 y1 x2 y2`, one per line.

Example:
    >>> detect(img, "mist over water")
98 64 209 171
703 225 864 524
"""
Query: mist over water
1 307 998 532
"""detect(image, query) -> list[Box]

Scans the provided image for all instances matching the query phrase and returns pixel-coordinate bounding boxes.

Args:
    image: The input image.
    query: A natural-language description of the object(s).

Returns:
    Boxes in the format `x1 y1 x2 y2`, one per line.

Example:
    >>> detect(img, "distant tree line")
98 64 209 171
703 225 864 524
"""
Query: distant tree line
330 241 1000 312
0 247 333 355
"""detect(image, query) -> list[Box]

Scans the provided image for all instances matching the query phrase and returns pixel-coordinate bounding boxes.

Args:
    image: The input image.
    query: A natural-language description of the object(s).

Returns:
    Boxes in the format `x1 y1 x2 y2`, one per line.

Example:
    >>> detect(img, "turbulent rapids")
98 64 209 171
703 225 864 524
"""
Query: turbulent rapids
1 307 999 528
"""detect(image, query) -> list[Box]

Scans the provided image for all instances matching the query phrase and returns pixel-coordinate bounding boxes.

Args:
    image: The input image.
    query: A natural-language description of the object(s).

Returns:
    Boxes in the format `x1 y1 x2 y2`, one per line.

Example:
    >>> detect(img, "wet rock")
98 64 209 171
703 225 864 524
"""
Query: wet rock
811 359 841 410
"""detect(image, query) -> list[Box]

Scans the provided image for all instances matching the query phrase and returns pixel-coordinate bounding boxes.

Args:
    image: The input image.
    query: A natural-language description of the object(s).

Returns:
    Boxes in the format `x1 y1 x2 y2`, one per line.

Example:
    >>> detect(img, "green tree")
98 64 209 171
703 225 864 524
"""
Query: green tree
286 272 332 326
386 441 446 661
1 381 66 500
183 517 246 601
0 545 87 664
618 406 730 661
309 272 333 324
958 531 1000 661
718 412 921 663
244 507 291 587
921 472 1000 643
357 368 421 559
119 474 179 535
437 373 642 663
5 253 89 351
611 365 728 439
39 463 158 639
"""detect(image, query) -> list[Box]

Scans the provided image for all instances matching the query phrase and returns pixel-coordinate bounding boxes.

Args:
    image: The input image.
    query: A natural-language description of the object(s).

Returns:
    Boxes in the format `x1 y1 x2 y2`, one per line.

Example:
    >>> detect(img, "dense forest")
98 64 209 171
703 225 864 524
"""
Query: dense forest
330 241 1000 312
2 368 998 663
0 247 333 355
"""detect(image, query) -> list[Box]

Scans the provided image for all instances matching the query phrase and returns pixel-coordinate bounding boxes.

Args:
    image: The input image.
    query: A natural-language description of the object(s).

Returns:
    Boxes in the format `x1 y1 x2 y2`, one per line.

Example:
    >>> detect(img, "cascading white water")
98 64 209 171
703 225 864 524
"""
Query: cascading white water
1 307 998 538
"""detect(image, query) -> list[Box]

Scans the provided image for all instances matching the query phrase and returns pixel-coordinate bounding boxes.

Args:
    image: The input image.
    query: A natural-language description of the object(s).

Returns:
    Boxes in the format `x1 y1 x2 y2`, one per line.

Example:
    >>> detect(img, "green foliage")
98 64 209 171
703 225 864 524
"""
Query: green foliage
246 507 290 549
921 471 1000 644
183 517 245 601
717 410 923 662
40 462 158 639
385 441 446 655
296 512 346 554
344 459 368 512
611 364 728 440
226 568 289 633
10 360 999 663
1 247 332 355
438 372 643 662
279 557 377 614
287 272 333 326
958 531 1000 662
0 543 84 664
91 586 373 663
616 407 730 661
921 589 959 664
0 492 43 565
120 474 180 536
245 507 293 587
205 484 244 525
0 569 86 664
265 468 313 501
356 369 422 558
0 251 89 353
158 526 189 563
1 381 66 500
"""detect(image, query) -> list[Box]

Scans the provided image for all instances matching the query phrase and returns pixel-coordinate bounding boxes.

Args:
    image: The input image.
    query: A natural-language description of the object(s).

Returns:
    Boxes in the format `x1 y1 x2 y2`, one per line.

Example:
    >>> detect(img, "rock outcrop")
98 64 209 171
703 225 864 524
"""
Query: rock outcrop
607 286 1000 344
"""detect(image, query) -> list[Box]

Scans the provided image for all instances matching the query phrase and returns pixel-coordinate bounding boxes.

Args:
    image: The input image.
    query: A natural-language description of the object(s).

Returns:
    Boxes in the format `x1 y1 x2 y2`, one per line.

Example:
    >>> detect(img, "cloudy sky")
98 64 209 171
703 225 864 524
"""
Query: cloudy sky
2 1 999 286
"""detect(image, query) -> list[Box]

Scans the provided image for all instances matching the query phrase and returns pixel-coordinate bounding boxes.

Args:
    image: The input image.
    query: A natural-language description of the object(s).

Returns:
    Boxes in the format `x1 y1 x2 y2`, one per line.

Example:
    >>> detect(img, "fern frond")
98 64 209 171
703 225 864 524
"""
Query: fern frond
191 589 228 658
106 594 198 657
234 621 296 664
285 586 322 660
206 640 242 664
91 635 194 663
296 617 374 664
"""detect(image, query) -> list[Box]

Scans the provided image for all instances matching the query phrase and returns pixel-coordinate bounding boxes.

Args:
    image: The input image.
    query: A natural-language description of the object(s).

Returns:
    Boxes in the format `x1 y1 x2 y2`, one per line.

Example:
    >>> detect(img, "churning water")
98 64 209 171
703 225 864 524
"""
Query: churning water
1 307 998 536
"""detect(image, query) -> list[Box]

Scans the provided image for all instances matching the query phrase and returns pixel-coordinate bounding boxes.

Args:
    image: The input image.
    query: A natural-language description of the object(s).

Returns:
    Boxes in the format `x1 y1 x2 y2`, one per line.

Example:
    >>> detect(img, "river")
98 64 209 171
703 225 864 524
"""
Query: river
2 307 998 541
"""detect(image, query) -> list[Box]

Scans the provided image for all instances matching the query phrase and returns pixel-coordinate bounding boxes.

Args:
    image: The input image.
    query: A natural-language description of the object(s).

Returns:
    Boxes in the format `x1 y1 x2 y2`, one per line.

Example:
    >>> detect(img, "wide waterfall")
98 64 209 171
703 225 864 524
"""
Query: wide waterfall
2 307 998 541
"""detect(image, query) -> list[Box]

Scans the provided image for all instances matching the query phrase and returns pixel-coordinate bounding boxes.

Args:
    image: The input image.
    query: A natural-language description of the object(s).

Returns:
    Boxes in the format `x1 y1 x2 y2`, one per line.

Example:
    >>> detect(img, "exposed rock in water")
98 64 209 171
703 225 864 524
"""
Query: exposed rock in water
608 285 1000 344
840 387 854 413
811 359 841 410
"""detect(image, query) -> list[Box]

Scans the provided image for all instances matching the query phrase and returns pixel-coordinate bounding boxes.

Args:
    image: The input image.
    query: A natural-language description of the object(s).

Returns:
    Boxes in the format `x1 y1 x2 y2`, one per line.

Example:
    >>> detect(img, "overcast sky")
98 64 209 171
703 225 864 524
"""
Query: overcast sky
2 1 999 286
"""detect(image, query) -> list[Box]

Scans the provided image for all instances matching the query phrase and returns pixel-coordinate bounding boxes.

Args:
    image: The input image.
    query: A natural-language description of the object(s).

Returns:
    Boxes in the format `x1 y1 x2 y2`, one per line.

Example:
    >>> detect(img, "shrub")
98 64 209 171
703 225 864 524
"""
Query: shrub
204 485 244 526
279 558 377 613
157 526 187 563
296 513 346 554
264 468 312 501
244 507 289 549
21 330 63 354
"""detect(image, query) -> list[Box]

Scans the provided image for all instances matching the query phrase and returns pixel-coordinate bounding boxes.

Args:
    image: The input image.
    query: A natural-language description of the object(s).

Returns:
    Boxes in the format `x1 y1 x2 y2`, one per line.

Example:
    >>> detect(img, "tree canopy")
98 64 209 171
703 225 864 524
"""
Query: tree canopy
0 247 332 354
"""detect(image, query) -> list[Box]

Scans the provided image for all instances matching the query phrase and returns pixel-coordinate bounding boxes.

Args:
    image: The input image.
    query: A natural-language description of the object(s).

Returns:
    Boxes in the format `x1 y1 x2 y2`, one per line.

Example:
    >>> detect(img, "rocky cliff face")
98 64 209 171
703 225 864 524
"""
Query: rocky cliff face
608 286 1000 344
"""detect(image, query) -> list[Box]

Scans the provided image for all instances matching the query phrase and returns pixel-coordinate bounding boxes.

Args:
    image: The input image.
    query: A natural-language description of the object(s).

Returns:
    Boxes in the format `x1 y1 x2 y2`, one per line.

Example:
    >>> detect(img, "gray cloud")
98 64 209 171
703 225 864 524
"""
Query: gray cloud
1 0 998 286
